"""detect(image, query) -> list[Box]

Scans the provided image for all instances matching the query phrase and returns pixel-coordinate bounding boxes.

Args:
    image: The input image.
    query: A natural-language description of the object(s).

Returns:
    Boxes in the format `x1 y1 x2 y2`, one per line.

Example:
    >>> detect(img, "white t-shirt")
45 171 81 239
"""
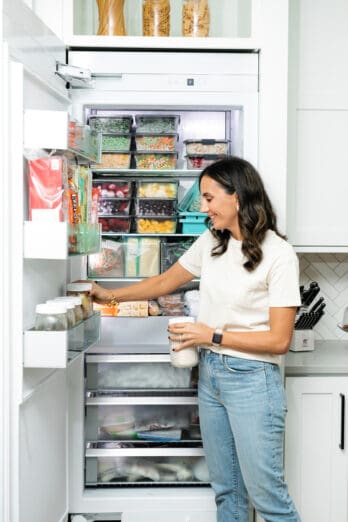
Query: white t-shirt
179 229 301 365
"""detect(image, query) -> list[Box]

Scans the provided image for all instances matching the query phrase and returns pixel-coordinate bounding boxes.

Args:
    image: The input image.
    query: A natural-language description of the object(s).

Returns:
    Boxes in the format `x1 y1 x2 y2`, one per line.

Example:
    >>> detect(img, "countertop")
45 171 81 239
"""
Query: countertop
285 340 348 376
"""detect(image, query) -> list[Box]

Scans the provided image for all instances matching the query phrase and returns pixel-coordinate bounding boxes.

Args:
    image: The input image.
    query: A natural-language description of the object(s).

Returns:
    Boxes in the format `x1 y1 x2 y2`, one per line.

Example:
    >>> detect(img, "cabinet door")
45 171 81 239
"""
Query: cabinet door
285 376 348 522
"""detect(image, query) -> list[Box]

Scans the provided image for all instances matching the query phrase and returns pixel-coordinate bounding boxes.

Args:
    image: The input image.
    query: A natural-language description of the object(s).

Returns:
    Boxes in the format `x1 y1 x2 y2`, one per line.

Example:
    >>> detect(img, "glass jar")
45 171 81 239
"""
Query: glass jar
66 296 84 324
35 303 68 331
96 0 126 36
66 283 93 319
143 0 170 37
47 299 76 329
182 0 210 37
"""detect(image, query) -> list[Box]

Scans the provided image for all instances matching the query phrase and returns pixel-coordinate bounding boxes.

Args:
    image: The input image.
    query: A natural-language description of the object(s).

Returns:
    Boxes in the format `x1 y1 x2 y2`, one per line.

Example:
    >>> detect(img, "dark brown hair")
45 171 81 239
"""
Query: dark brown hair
199 156 286 271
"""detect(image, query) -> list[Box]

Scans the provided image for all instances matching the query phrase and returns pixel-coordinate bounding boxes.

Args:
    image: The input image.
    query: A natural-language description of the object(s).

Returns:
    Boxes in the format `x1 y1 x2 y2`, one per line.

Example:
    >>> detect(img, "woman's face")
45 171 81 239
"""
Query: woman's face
200 175 239 234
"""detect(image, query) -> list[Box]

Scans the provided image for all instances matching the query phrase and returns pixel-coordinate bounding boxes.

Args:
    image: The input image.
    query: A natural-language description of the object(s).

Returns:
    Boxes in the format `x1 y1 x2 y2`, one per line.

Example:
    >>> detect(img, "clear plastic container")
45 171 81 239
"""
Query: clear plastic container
93 179 133 198
66 282 93 319
89 116 133 133
135 198 177 216
98 215 132 233
134 151 177 170
124 237 161 277
135 216 177 233
47 299 75 329
102 134 131 151
88 240 124 278
182 0 210 37
34 303 68 331
184 139 229 154
136 180 178 198
98 198 131 216
53 296 83 325
92 153 131 170
142 0 170 36
135 134 177 151
135 114 180 133
186 154 226 169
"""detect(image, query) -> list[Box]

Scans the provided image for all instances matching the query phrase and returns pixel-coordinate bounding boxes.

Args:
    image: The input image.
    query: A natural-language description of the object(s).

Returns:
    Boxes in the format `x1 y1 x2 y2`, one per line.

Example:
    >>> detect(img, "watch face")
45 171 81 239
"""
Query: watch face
212 331 223 345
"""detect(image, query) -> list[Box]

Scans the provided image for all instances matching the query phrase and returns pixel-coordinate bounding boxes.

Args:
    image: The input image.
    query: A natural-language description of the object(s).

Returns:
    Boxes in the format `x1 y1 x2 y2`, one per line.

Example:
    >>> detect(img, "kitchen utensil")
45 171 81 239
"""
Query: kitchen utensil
308 296 324 314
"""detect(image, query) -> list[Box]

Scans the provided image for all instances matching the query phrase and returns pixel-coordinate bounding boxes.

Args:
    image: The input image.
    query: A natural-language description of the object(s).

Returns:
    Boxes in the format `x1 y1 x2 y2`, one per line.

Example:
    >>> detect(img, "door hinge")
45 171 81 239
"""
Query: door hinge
55 62 95 89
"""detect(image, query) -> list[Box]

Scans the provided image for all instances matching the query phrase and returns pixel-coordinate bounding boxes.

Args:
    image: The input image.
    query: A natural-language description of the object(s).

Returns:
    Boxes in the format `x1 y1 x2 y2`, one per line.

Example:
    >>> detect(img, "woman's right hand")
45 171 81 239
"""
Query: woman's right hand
85 281 113 304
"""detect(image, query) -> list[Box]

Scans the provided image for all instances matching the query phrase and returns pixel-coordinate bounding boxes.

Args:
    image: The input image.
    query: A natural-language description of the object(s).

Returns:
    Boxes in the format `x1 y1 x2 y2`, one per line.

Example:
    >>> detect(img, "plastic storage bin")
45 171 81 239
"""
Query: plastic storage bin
102 134 131 151
134 152 177 170
186 154 226 169
135 134 177 151
136 180 178 198
184 139 229 154
92 153 131 169
179 212 208 233
89 116 133 134
161 238 195 272
135 217 177 234
135 114 180 133
98 198 131 216
88 240 124 277
93 179 133 198
98 216 132 233
135 198 177 217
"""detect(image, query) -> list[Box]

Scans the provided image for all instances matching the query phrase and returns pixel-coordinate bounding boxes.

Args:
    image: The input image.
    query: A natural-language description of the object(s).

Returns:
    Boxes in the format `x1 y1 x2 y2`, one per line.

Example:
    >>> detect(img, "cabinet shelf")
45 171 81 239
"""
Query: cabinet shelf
86 444 205 458
24 222 101 260
86 394 198 406
24 312 101 368
92 168 201 178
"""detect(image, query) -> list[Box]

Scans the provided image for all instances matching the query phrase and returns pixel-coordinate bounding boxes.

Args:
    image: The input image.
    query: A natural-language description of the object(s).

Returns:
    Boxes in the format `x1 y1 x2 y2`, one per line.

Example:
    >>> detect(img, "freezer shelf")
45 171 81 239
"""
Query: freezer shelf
85 455 209 487
85 403 201 442
24 312 100 368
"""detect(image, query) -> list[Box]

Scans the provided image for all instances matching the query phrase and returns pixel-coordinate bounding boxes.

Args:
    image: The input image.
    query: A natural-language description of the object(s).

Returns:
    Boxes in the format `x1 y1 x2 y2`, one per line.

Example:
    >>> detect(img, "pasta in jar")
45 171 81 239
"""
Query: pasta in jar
96 0 126 36
143 0 170 37
182 0 210 37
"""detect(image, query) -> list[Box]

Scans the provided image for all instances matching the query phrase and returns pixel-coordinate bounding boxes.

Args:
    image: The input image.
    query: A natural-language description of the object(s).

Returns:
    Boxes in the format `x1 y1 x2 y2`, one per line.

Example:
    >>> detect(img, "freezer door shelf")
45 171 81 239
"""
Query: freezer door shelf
24 221 101 259
24 312 101 368
85 452 209 488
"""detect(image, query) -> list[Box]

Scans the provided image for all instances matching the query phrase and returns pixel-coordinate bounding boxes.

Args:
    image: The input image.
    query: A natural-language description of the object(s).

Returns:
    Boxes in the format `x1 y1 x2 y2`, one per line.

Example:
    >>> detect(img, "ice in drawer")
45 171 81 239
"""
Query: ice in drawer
85 403 201 441
86 360 195 390
85 453 210 486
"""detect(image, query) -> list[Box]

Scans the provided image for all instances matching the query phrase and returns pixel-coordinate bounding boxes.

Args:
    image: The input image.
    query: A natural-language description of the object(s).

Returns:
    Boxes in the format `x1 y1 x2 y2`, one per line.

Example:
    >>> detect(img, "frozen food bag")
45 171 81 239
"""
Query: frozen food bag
28 157 66 221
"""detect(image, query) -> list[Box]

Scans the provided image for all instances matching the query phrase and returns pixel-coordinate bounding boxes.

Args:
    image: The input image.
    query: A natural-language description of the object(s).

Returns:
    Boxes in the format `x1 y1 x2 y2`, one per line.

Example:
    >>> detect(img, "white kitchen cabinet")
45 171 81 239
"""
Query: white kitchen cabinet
284 376 348 522
287 0 348 250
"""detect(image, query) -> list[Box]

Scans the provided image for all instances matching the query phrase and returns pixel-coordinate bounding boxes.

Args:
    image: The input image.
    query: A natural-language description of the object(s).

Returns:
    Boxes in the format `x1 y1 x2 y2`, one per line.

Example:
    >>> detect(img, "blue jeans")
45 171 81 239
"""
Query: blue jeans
198 350 301 522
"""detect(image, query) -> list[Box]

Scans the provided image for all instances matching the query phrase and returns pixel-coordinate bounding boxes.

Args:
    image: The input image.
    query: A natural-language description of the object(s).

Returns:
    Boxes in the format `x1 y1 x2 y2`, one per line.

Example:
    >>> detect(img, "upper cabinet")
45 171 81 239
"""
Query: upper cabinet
62 0 261 49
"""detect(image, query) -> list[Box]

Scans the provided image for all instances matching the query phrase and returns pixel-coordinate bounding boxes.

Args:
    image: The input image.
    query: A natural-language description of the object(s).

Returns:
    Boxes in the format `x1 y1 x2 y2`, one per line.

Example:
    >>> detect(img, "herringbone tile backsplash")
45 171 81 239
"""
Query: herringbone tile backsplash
298 254 348 340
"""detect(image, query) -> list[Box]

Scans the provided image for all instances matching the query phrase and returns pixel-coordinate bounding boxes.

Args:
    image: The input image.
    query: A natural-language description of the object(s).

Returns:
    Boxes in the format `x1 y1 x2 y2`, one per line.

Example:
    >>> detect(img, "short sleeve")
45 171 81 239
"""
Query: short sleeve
178 231 209 277
267 246 301 307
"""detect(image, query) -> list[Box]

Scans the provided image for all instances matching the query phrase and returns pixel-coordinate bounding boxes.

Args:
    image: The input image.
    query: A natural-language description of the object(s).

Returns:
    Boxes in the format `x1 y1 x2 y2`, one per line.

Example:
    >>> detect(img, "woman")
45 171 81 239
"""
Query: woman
88 157 301 522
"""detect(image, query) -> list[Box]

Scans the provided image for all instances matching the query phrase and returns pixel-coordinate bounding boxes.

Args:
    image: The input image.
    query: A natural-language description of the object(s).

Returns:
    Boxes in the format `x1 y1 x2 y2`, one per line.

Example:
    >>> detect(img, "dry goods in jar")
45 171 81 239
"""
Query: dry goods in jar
96 0 126 36
143 0 170 36
182 0 210 37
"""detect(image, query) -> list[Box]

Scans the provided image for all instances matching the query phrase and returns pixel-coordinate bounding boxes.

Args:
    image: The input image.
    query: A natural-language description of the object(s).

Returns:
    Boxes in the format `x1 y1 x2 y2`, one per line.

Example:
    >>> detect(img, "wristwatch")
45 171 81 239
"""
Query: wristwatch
211 328 223 347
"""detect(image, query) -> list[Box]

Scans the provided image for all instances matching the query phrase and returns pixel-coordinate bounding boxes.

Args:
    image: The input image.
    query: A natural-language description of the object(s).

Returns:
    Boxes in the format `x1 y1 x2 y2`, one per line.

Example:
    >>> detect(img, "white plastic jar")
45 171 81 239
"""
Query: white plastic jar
56 295 84 324
168 316 199 368
66 283 93 319
35 303 68 331
47 299 76 329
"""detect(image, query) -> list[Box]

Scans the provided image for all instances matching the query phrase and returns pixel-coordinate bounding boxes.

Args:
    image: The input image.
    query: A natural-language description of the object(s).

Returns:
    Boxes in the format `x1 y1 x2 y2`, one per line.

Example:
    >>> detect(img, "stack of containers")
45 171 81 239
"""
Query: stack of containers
134 180 178 234
89 115 133 170
184 138 229 170
133 114 180 170
92 178 133 234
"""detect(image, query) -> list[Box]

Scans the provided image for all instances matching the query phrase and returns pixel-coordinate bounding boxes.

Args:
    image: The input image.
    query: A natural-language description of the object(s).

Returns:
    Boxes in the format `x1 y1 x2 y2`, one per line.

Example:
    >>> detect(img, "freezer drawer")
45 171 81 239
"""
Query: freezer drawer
85 402 201 442
86 356 197 390
86 453 209 487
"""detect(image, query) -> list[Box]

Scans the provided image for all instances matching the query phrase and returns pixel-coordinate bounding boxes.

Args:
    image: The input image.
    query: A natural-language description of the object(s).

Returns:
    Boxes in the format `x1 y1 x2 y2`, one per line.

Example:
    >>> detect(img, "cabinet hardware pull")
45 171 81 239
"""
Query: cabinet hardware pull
339 393 345 450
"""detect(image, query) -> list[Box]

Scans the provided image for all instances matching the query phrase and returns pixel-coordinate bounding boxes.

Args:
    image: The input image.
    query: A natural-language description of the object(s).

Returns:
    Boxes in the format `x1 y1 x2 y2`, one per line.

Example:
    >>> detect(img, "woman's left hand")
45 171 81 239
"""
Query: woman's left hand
168 321 213 351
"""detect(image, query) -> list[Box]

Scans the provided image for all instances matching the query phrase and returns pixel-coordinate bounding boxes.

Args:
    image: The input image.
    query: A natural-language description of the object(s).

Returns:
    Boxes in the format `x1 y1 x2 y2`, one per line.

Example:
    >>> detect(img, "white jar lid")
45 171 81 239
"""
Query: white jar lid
168 316 194 324
67 283 92 292
66 295 82 305
36 303 67 315
49 299 75 310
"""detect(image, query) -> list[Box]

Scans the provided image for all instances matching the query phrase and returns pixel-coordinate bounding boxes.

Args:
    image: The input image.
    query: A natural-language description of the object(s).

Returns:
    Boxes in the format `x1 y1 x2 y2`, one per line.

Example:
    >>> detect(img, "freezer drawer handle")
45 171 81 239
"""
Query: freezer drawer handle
339 393 345 450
